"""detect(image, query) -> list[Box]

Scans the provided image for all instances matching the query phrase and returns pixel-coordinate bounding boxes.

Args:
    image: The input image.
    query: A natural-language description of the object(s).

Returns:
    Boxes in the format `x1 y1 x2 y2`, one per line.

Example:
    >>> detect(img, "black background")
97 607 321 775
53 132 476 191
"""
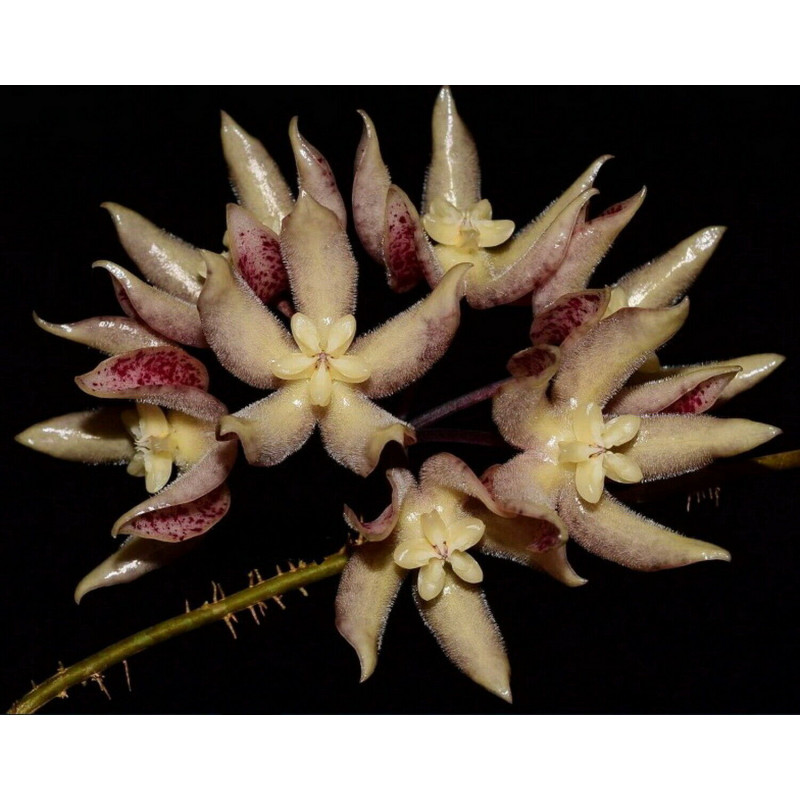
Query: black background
2 87 798 714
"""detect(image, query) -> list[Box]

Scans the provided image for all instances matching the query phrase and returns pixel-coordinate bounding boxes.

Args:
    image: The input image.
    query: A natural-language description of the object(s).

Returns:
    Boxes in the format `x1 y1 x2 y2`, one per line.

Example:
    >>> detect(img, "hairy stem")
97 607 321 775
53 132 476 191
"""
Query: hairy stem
7 551 349 715
409 379 509 428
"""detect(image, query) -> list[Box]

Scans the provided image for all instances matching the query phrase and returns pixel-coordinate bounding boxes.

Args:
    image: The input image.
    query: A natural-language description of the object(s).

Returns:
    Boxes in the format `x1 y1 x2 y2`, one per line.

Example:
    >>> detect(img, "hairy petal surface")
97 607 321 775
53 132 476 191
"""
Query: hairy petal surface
352 263 468 398
530 289 610 347
198 251 293 388
558 489 730 570
34 313 171 355
102 203 205 302
344 469 417 542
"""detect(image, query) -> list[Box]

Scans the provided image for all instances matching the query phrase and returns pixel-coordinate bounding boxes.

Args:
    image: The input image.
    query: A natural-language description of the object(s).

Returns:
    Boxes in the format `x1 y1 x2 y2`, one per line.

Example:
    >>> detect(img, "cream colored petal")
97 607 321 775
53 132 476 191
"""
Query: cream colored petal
220 111 293 234
352 110 391 263
280 193 357 326
422 212 463 246
34 313 172 355
393 541 435 570
602 452 643 484
424 87 480 213
167 411 217 468
617 226 725 308
704 354 785 406
559 441 595 463
16 409 135 463
449 551 483 584
219 383 316 468
308 365 333 407
335 541 405 682
575 457 605 504
474 218 515 248
469 199 493 220
127 455 146 476
137 403 170 438
623 415 781 481
351 263 468 399
325 315 357 357
197 251 293 389
573 402 604 443
289 117 347 229
329 355 370 384
290 312 321 355
319 383 414 476
552 301 689 409
101 202 205 302
417 559 446 601
448 519 485 552
602 414 641 447
421 510 448 550
415 573 511 702
344 468 418 542
559 489 730 571
272 353 316 380
143 451 173 493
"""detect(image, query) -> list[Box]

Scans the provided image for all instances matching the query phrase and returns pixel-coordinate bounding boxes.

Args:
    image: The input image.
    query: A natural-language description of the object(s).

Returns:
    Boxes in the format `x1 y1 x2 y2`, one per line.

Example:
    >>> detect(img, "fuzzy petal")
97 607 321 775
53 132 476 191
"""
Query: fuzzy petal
16 408 135 463
551 301 689 409
101 202 205 302
289 117 346 228
351 263 467 399
415 574 511 702
319 383 415 477
530 289 610 347
344 468 418 542
506 343 560 378
219 382 316 468
74 535 196 603
424 87 480 212
559 489 730 571
198 251 293 389
617 226 725 308
94 261 206 347
34 313 171 355
624 415 781 480
220 111 293 234
280 193 356 327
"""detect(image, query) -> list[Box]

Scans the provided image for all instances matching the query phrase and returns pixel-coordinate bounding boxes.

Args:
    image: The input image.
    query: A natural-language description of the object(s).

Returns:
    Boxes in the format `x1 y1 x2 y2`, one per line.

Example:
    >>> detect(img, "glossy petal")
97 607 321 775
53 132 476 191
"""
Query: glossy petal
94 261 206 347
280 193 356 327
329 356 371 384
602 414 640 447
219 382 316 468
220 111 293 234
351 263 469 398
308 363 333 406
551 301 689 408
325 315 357 357
227 204 289 305
559 489 730 571
415 574 511 702
16 408 134 463
394 541 436 570
198 251 293 389
617 226 725 308
101 202 205 302
34 313 171 355
449 550 483 583
289 117 346 228
573 402 605 443
575 457 605 503
603 452 643 483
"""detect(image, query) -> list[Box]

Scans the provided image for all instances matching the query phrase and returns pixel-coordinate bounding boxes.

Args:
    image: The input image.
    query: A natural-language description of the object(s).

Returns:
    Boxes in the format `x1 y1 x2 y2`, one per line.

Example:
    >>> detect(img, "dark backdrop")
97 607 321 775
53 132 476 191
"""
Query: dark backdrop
2 87 798 714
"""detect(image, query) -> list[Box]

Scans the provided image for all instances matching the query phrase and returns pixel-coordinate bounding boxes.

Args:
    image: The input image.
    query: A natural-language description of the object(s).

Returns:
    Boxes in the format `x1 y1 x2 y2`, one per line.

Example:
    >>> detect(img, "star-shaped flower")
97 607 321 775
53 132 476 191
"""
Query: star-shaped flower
335 454 578 701
199 192 469 476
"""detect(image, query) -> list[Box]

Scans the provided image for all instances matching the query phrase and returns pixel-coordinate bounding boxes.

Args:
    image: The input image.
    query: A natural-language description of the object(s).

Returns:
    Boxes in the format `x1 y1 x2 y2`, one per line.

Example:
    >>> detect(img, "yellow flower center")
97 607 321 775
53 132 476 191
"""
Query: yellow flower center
271 313 371 407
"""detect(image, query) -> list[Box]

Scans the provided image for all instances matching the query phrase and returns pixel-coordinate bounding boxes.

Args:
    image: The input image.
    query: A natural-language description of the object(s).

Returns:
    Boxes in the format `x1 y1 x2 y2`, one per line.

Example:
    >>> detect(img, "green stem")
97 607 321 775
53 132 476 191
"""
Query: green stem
7 551 349 715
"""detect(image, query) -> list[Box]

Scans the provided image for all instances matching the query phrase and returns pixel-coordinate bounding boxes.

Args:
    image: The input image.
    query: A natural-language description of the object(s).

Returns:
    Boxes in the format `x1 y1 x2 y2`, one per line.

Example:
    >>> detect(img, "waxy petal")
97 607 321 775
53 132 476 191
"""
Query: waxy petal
351 263 469 399
395 541 436 570
95 261 206 348
575 457 605 503
219 382 316 468
415 575 511 702
34 313 171 355
344 468 418 542
16 408 134 463
102 202 205 302
198 251 293 389
289 117 347 229
326 315 357 357
449 550 483 584
280 193 356 327
602 414 640 447
417 559 446 600
352 110 392 263
551 301 689 408
530 289 610 347
220 111 293 234
603 452 643 484
625 415 781 480
559 490 730 571
227 204 289 305
424 87 480 213
335 542 405 681
617 226 725 308
74 535 197 603
319 383 415 477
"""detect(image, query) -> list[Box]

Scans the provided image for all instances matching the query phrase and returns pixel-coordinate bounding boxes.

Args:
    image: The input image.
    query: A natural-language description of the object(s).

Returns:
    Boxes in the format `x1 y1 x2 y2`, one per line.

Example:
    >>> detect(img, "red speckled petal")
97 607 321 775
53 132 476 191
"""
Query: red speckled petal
220 111 293 234
102 202 205 303
530 289 609 347
506 343 560 378
94 261 207 348
34 313 171 355
227 204 289 305
289 117 346 229
344 468 417 542
350 263 468 399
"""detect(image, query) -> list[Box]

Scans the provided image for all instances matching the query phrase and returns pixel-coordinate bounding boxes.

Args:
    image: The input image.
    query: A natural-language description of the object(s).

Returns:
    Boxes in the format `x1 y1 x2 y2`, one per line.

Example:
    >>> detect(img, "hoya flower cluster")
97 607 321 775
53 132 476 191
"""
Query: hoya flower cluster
18 88 783 702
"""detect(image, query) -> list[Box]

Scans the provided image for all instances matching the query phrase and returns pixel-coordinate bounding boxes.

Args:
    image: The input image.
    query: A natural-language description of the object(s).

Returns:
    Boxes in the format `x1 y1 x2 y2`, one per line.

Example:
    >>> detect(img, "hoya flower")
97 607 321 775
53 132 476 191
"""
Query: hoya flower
353 87 643 308
199 192 468 476
490 302 781 570
335 454 580 701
